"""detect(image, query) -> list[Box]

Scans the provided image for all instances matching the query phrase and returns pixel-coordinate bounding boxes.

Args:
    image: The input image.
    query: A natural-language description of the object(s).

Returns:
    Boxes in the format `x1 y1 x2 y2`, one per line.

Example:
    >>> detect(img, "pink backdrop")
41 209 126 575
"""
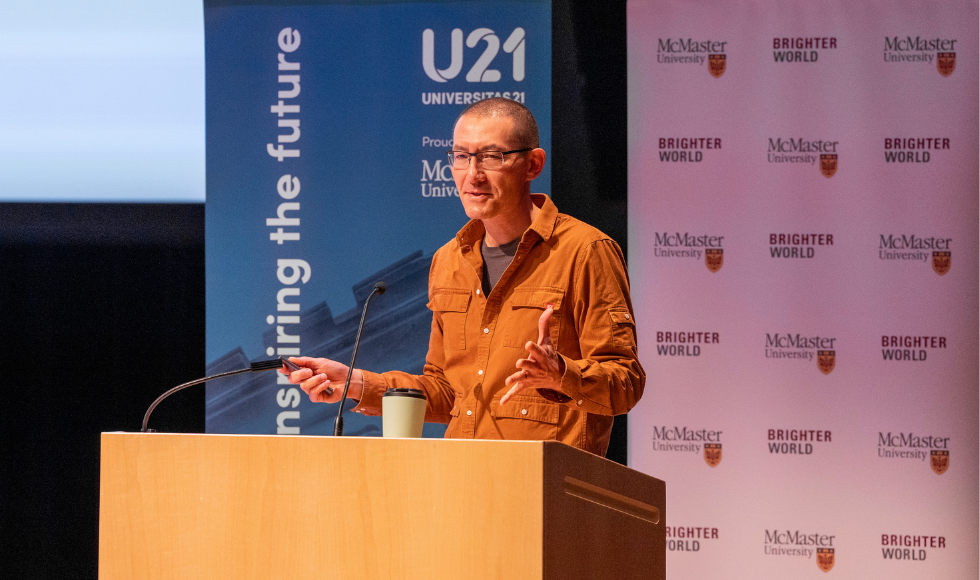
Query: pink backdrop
626 1 979 577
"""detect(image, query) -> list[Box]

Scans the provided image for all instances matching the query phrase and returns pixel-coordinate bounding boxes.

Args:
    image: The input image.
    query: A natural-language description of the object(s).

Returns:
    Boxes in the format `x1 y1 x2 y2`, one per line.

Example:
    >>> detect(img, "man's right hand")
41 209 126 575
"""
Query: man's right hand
280 357 363 403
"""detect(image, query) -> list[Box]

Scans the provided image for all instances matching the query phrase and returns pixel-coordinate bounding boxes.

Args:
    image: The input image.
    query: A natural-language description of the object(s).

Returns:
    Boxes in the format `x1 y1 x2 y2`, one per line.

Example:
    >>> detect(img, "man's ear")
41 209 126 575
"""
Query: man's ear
525 148 546 181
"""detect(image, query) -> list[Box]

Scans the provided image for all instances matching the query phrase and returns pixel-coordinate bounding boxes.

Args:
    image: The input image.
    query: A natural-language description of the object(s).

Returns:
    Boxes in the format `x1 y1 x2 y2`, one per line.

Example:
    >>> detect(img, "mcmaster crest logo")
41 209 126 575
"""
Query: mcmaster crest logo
883 36 957 76
764 528 836 570
704 443 722 467
817 350 835 374
768 137 839 176
656 38 729 77
653 232 724 270
652 425 723 467
937 52 955 76
931 450 949 475
817 548 835 572
933 251 950 275
878 431 950 475
765 333 837 373
705 248 723 272
708 54 726 77
820 154 837 178
878 234 951 275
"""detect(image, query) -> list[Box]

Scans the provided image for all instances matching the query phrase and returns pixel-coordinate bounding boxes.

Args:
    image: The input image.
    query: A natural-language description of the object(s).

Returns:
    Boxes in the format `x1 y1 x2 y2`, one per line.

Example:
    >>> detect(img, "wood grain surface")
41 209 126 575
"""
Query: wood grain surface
99 433 663 580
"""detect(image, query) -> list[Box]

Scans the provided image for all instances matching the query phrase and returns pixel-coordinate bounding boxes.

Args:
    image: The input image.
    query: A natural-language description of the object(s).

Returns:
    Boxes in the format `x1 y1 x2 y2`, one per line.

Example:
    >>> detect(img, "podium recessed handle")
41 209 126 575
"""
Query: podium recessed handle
563 476 660 524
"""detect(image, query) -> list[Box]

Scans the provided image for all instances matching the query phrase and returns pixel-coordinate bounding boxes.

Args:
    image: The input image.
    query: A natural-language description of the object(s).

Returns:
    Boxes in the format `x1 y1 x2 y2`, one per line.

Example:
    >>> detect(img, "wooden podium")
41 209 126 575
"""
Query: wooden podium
99 433 665 580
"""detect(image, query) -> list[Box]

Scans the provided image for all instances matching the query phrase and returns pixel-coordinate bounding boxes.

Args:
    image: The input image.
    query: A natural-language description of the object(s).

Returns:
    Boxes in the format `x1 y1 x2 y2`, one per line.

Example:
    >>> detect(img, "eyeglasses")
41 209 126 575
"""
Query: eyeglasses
446 148 533 170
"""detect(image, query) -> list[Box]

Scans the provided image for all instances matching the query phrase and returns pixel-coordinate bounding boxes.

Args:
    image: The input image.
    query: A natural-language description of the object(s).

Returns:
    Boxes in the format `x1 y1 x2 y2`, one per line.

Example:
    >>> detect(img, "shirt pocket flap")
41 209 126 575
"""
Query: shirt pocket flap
492 399 560 424
608 309 637 347
510 287 564 310
608 309 634 326
428 289 471 312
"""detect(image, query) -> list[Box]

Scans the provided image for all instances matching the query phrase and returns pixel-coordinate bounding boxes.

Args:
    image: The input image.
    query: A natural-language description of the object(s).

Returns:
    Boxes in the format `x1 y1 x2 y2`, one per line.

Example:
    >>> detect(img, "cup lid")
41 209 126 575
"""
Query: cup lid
383 388 426 399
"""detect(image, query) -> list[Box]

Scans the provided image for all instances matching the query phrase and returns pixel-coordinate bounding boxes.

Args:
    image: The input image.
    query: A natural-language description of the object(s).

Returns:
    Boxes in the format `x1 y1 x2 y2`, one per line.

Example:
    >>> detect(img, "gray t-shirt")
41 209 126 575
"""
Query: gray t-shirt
481 237 521 296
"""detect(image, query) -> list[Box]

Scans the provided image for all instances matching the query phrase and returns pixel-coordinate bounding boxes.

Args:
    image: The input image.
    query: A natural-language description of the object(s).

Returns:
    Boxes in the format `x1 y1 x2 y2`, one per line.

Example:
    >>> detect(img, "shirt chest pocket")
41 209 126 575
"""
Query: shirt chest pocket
429 289 471 350
504 287 564 349
491 397 560 441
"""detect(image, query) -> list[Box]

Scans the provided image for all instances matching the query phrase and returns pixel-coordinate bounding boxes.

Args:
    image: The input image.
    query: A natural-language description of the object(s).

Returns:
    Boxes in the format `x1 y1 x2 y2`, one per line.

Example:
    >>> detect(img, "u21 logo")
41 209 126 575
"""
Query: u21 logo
423 28 526 83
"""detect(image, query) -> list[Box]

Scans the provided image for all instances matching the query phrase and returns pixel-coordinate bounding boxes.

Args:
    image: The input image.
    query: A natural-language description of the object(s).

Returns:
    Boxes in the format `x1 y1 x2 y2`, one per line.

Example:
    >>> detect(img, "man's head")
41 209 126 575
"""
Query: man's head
451 98 545 225
455 98 540 149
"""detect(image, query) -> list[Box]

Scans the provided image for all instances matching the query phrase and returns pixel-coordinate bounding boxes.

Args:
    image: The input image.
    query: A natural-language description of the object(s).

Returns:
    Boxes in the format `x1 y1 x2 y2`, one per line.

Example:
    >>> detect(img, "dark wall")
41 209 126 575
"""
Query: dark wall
552 1 629 464
0 204 206 578
0 1 627 576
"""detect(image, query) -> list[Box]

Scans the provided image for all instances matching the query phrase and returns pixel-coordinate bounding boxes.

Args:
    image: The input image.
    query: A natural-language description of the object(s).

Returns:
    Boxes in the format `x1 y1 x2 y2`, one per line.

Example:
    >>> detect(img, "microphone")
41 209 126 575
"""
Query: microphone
141 357 293 433
334 280 386 436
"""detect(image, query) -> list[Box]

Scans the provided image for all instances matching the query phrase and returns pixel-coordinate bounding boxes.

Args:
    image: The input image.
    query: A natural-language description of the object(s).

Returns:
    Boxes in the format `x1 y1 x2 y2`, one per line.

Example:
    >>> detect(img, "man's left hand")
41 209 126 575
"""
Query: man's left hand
501 304 566 405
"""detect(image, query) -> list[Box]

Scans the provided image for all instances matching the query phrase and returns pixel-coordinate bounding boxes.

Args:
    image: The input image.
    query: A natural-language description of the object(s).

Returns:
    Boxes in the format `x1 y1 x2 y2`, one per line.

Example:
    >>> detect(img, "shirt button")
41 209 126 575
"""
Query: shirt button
577 400 583 406
466 410 473 416
476 289 481 295
484 328 489 334
521 409 528 415
478 369 483 375
625 314 630 319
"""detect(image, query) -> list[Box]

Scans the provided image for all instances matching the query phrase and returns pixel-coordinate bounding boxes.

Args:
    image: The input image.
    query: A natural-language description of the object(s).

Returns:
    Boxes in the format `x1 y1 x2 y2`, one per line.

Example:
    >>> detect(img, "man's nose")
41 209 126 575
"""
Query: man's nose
466 157 486 180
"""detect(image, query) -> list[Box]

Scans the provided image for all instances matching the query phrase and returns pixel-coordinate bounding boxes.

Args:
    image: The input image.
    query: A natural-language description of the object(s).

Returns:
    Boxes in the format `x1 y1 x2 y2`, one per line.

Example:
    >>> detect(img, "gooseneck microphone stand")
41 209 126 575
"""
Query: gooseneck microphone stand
141 280 387 435
141 358 286 433
333 280 386 436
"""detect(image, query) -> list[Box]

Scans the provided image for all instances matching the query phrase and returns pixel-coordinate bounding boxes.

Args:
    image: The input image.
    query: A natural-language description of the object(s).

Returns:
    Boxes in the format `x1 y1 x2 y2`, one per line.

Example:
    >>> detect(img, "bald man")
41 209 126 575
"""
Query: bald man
284 98 643 456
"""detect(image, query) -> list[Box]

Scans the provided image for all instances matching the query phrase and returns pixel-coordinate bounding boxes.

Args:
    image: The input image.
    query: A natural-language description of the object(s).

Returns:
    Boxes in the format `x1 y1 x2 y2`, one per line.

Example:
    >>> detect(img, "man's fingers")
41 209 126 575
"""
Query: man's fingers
299 373 327 395
310 380 334 403
500 384 521 405
525 342 553 365
504 369 525 388
288 367 314 385
536 305 554 346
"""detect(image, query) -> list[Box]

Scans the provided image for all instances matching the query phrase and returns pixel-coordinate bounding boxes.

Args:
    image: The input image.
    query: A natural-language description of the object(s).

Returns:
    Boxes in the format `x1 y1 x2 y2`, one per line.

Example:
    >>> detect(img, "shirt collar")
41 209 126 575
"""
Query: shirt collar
456 193 559 250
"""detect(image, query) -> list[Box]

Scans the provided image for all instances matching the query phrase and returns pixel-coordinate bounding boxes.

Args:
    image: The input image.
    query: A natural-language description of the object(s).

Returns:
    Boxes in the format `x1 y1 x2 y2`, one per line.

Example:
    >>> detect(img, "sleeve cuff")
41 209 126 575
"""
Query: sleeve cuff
350 370 388 417
535 388 572 404
548 353 583 406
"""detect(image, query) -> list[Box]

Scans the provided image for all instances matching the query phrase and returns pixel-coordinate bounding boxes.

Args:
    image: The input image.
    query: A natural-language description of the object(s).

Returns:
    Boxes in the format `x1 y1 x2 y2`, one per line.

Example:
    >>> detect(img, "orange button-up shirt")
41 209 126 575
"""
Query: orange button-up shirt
355 194 644 456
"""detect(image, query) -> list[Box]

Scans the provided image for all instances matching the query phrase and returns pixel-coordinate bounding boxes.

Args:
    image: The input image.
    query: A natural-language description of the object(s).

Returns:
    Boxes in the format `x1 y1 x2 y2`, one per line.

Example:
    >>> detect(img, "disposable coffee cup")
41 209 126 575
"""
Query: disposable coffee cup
382 388 426 438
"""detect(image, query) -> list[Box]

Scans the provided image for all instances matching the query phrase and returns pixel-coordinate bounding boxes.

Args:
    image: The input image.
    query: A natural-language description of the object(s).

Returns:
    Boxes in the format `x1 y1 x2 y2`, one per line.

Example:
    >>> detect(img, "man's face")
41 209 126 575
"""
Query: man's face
451 114 535 223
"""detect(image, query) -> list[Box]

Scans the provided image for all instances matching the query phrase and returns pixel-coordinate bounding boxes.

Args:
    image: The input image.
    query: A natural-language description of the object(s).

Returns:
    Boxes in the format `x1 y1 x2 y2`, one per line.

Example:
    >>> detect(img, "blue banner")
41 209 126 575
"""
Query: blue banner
204 0 552 436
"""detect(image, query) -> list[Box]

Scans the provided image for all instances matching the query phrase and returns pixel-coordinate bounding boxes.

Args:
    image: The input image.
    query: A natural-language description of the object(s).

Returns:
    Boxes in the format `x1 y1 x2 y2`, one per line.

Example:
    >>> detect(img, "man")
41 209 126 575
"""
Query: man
284 98 643 456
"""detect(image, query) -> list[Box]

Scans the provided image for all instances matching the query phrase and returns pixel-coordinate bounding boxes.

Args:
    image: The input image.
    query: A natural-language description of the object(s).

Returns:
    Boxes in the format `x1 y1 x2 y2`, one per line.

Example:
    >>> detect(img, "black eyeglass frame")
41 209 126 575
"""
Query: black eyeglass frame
446 148 534 169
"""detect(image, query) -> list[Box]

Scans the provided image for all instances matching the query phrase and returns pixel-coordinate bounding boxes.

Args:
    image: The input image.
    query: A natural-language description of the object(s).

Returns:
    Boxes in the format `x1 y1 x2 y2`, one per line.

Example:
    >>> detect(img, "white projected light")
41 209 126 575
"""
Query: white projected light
0 0 204 202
